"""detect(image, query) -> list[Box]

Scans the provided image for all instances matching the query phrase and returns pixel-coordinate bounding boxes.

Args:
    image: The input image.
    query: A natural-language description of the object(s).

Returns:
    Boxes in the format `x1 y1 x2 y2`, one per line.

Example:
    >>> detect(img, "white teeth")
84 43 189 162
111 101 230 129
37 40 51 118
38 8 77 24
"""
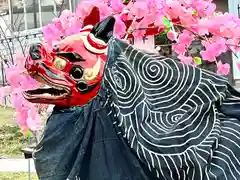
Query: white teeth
41 85 51 89
40 85 64 90
53 86 64 90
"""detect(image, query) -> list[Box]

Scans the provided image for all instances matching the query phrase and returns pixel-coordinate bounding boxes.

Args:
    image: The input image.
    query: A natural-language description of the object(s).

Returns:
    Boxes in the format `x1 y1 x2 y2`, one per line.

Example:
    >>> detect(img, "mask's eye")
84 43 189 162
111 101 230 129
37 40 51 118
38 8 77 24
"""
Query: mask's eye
53 57 67 70
70 66 84 81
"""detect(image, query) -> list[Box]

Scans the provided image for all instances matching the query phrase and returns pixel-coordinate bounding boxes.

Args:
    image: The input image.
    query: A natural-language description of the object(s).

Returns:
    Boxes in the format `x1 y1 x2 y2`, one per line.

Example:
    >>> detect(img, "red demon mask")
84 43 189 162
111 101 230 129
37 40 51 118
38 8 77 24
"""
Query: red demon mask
23 9 115 107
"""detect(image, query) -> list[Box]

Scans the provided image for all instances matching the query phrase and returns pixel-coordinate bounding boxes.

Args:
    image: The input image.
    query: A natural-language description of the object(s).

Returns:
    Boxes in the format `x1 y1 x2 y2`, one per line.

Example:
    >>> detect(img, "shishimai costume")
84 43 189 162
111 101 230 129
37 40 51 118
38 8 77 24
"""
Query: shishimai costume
23 16 240 180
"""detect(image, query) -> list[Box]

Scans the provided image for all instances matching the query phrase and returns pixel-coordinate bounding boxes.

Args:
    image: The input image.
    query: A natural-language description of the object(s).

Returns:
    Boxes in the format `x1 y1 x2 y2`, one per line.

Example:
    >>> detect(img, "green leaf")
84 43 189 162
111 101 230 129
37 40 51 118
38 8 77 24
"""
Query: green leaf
164 28 170 34
194 57 202 65
192 10 198 15
123 0 130 4
162 17 171 28
27 129 31 137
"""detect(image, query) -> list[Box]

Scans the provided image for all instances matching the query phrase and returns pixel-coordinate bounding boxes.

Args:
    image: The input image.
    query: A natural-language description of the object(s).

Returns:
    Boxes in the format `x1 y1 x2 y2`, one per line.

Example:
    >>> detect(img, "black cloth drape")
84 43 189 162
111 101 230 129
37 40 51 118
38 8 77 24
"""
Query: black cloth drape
34 38 240 180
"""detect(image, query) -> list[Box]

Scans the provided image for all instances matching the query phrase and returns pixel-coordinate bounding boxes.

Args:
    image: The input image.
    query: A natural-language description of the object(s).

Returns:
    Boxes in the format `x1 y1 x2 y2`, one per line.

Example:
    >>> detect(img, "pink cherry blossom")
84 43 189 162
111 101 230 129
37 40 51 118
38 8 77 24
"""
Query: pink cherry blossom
227 39 240 51
200 50 216 62
179 9 197 26
166 0 184 19
127 1 148 19
172 43 187 55
15 110 29 132
232 27 240 39
178 30 194 47
42 24 62 46
113 15 126 38
205 3 216 16
27 107 42 131
178 54 193 65
111 0 125 13
216 61 230 75
154 11 165 27
146 0 165 14
167 31 176 41
75 0 97 18
98 2 113 21
0 86 11 103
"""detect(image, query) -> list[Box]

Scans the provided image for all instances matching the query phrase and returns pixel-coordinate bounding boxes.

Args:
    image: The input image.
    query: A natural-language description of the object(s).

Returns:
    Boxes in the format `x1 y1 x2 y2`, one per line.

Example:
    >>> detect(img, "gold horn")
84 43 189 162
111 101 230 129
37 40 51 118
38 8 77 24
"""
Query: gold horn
83 57 101 81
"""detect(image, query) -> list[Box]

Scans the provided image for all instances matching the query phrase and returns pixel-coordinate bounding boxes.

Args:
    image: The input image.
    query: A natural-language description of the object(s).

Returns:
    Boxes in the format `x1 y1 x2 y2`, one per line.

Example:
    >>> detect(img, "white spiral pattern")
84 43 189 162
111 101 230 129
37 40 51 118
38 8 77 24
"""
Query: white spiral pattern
104 39 240 180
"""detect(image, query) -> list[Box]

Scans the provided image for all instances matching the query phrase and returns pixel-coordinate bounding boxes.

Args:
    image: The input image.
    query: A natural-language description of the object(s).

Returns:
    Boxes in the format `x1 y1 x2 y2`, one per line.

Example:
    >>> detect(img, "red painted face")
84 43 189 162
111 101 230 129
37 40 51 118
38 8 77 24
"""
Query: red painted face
23 16 115 107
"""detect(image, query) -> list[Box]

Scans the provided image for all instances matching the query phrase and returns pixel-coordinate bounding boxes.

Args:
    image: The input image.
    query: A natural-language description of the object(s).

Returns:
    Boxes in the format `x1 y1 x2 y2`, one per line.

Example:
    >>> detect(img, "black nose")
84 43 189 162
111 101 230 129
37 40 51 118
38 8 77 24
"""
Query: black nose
29 43 42 60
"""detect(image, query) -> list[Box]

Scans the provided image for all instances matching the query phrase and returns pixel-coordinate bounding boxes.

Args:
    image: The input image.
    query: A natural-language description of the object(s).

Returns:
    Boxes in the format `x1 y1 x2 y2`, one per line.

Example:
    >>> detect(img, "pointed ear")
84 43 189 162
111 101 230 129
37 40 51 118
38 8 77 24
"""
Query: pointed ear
82 6 100 27
90 16 115 43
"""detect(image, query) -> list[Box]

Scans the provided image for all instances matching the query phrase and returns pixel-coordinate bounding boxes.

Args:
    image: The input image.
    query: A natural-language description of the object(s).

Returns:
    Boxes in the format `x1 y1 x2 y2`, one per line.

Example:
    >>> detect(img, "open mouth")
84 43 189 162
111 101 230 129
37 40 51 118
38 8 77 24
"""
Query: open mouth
23 73 71 101
24 87 69 100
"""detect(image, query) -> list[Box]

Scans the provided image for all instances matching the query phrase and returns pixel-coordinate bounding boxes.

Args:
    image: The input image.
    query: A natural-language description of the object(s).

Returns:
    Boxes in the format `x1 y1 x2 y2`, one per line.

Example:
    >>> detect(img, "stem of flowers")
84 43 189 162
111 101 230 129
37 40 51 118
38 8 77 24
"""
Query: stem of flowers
124 16 137 40
226 44 239 58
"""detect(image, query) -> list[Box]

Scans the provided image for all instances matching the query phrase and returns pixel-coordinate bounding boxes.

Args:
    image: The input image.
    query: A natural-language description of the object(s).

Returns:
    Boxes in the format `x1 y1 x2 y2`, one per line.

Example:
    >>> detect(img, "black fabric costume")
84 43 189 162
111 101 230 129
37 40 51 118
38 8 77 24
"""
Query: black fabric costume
34 38 240 180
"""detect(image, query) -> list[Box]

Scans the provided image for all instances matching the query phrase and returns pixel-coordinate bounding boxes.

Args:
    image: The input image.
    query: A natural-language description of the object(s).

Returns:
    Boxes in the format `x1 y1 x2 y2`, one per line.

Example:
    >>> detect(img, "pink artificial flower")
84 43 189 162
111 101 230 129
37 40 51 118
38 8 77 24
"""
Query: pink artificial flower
0 85 11 96
13 54 25 69
197 18 211 35
113 15 126 39
216 61 230 75
11 90 24 109
227 38 240 52
42 24 62 46
179 9 197 26
52 17 64 32
146 0 164 14
98 2 113 21
27 107 42 131
127 1 148 19
218 26 233 38
200 50 216 62
191 0 209 17
178 54 193 65
20 75 40 90
205 3 216 16
172 43 187 55
166 0 184 19
59 10 74 30
178 30 194 47
232 27 240 39
201 37 227 62
0 86 11 103
65 17 82 36
167 31 176 41
206 37 227 56
5 67 22 87
154 11 165 27
15 110 28 133
75 0 98 17
111 0 125 13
